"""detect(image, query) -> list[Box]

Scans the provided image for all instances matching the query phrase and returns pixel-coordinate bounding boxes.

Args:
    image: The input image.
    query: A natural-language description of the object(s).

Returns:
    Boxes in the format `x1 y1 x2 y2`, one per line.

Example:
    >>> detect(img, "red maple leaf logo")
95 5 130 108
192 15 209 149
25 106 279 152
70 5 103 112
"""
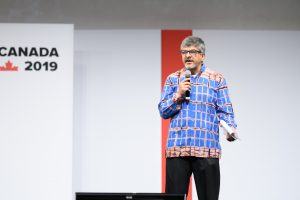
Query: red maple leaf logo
0 60 18 71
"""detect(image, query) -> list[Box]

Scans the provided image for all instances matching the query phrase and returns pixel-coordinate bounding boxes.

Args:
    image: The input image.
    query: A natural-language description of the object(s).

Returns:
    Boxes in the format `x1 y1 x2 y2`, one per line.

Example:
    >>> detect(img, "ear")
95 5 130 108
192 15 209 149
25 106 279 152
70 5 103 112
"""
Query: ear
201 54 206 60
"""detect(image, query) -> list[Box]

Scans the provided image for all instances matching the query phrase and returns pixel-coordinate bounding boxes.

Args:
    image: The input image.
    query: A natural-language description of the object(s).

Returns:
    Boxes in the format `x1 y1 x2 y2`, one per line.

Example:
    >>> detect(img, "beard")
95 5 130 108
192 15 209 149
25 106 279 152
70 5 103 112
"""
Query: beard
185 62 197 70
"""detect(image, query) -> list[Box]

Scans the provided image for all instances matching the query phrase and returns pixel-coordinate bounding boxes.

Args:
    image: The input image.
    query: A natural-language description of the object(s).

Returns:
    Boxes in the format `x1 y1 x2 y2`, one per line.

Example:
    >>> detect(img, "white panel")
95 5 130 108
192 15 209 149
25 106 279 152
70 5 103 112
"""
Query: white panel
192 30 300 200
0 24 73 200
73 30 161 193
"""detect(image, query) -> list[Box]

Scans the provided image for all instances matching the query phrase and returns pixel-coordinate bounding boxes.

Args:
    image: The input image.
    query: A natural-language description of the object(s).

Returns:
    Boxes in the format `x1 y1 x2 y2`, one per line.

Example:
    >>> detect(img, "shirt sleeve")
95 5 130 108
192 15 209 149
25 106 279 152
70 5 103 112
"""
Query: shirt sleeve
216 77 237 129
158 76 183 119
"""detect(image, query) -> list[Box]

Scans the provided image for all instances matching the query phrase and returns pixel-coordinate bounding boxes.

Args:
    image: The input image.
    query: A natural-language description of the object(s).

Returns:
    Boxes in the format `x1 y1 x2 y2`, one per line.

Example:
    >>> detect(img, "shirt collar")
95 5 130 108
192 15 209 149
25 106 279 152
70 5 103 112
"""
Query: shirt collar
180 63 206 77
200 63 206 73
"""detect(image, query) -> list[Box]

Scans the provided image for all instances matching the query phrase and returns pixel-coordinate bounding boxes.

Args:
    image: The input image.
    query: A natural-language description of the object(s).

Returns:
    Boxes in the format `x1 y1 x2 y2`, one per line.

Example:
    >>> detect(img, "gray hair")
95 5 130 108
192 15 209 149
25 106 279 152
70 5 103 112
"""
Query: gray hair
180 36 206 54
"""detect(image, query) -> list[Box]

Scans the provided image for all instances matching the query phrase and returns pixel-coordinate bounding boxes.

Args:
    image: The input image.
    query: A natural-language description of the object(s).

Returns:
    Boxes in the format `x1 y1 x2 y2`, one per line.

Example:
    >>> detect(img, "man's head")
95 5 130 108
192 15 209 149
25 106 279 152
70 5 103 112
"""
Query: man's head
180 36 206 70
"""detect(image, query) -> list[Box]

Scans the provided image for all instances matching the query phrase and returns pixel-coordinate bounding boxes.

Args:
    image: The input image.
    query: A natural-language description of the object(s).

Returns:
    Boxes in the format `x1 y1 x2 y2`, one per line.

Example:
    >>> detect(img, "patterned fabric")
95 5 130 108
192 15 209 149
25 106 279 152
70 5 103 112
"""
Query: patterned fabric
158 64 237 158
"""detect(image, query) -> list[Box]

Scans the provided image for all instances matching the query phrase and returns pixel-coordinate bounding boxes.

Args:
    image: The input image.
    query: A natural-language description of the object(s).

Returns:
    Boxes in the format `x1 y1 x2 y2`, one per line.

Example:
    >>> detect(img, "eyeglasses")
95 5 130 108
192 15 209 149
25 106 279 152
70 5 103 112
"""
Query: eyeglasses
180 50 203 56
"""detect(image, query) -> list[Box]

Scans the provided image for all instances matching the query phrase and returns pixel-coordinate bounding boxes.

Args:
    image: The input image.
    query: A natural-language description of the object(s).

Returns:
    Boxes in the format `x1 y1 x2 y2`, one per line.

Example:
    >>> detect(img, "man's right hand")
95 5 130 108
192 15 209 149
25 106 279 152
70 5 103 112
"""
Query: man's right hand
177 78 191 96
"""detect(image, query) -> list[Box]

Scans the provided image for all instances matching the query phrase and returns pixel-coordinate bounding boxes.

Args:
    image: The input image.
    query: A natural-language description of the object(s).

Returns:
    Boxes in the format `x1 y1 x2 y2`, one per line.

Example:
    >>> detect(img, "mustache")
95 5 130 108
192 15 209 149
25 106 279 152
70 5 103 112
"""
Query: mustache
185 59 194 62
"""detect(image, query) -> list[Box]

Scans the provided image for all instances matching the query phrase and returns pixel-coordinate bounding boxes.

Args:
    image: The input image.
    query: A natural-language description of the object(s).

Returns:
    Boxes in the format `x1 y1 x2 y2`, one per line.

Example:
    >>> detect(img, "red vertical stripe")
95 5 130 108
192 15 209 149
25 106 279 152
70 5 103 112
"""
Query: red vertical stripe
161 30 192 200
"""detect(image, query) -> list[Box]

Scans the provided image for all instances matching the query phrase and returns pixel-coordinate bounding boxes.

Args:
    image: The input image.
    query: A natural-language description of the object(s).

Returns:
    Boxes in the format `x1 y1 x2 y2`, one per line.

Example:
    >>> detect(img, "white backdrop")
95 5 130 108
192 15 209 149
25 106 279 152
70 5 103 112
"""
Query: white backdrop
193 30 300 200
0 24 74 200
73 30 161 193
74 30 300 200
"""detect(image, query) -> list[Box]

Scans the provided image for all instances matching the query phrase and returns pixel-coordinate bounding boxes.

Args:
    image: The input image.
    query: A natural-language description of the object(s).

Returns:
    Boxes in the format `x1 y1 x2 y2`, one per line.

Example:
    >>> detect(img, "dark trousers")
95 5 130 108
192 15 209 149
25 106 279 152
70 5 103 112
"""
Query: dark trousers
166 157 220 200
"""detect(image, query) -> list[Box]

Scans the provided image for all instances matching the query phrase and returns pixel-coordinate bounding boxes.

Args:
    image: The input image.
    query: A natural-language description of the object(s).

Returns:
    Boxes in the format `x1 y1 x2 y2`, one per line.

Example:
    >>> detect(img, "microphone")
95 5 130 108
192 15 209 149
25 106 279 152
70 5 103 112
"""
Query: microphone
184 69 191 100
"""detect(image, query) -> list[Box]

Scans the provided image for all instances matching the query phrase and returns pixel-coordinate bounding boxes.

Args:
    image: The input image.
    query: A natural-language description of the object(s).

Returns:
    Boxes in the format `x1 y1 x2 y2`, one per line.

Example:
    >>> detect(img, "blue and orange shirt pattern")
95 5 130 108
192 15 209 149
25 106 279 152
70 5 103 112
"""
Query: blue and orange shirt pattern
158 64 237 158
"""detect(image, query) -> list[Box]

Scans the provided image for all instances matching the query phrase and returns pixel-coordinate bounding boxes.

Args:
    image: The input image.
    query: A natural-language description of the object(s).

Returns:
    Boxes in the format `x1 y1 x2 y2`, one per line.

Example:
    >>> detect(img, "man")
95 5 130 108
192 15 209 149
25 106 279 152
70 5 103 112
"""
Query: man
158 36 237 200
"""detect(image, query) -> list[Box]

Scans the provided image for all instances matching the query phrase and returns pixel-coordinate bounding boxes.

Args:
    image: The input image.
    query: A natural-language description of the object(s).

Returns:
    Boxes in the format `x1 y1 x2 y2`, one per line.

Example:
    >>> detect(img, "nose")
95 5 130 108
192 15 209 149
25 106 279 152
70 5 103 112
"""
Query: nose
185 53 192 58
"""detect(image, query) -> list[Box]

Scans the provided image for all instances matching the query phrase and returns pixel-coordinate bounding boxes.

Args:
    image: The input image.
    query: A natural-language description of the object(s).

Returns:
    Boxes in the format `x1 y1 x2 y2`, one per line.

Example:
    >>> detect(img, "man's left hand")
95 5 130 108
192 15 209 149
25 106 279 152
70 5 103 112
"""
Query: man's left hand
226 132 237 142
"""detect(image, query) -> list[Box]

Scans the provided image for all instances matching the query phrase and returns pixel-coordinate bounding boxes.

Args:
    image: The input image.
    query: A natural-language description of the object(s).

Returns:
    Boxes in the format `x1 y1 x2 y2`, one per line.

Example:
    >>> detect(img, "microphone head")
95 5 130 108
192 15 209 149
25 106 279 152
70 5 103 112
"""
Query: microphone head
185 69 191 78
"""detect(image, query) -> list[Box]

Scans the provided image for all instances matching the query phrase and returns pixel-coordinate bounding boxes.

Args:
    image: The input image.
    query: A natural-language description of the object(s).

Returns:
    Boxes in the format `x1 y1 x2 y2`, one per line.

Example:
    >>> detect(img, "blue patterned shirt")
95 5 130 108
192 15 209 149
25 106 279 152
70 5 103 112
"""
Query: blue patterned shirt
158 64 237 158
